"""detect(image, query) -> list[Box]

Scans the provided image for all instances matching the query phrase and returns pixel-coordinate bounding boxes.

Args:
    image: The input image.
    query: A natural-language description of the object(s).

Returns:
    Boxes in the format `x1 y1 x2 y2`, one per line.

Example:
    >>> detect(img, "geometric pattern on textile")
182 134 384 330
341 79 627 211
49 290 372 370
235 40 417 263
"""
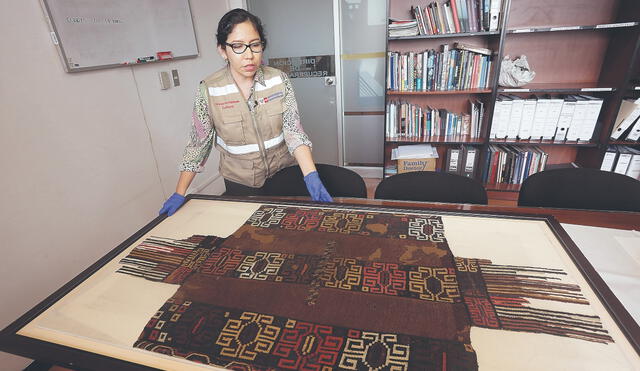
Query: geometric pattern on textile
134 297 478 370
123 205 614 370
243 206 446 242
339 331 409 370
235 252 287 281
406 217 446 242
464 296 500 329
408 266 460 302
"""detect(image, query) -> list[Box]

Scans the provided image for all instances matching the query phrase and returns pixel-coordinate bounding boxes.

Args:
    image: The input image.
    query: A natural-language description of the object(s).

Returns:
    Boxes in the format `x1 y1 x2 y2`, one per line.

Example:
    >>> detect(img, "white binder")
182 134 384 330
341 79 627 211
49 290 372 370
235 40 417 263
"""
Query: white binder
600 146 618 172
489 0 503 31
496 95 512 139
625 147 640 179
530 96 548 140
566 95 589 141
518 97 537 140
506 95 524 139
578 95 604 142
613 146 633 174
625 116 640 141
611 99 640 140
554 96 577 141
542 96 564 140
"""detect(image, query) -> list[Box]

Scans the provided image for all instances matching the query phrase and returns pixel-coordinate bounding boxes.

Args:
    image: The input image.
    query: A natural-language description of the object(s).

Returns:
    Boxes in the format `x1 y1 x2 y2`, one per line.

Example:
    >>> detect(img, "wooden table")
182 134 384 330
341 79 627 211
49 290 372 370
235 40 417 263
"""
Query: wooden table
3 195 639 371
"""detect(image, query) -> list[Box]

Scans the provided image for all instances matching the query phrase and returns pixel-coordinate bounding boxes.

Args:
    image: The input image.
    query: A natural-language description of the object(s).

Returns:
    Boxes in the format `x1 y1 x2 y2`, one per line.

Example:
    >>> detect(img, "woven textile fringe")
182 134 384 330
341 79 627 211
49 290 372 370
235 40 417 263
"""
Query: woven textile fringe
116 236 202 281
479 262 613 343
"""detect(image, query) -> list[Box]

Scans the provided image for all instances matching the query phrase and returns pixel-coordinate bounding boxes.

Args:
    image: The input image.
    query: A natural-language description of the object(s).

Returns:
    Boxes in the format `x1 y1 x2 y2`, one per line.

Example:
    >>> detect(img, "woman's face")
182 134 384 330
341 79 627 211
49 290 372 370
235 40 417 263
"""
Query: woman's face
218 20 263 81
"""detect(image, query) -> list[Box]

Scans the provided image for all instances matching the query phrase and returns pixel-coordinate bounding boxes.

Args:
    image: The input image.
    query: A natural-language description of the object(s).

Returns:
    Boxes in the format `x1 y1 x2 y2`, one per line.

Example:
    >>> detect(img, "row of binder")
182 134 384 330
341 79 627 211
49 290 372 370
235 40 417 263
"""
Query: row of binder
482 145 548 184
445 145 480 178
490 94 603 142
387 46 492 92
601 145 640 180
610 98 640 141
386 100 484 138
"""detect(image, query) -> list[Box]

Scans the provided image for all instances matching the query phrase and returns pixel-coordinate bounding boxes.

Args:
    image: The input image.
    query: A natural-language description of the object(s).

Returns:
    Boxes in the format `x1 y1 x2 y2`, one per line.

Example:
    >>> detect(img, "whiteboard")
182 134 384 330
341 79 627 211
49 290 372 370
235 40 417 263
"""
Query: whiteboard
42 0 199 72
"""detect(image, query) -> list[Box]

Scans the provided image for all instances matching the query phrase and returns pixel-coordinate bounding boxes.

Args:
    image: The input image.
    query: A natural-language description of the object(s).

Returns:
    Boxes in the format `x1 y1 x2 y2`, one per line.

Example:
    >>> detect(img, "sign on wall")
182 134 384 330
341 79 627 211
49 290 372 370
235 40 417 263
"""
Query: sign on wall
268 55 335 78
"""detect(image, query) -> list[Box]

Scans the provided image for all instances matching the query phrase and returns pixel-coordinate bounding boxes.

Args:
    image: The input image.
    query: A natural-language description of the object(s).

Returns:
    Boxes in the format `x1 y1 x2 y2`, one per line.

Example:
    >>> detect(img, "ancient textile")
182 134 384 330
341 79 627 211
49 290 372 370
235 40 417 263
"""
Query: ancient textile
117 206 612 370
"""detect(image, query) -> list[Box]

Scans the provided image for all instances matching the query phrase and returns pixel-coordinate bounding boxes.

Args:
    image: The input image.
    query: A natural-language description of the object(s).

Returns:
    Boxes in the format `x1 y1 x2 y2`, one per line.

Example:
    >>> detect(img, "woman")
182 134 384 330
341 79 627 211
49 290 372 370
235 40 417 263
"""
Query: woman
160 9 332 216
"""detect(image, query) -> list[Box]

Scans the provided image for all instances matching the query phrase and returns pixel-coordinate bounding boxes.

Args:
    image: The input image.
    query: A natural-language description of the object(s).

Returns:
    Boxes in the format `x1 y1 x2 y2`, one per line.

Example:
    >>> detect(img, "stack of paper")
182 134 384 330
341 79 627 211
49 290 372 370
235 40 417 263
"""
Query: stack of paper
391 144 439 160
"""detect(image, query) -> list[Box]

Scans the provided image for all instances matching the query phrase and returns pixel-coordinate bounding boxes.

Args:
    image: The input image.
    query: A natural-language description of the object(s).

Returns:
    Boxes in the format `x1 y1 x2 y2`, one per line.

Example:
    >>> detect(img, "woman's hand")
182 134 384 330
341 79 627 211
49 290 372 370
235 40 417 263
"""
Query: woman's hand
303 171 333 202
159 193 186 216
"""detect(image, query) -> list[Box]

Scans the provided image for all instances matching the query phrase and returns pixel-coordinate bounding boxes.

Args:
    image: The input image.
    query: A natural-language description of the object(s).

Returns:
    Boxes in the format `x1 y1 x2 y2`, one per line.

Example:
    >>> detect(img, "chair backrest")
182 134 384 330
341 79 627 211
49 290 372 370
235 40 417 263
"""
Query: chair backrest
264 164 368 198
374 171 488 204
518 168 640 211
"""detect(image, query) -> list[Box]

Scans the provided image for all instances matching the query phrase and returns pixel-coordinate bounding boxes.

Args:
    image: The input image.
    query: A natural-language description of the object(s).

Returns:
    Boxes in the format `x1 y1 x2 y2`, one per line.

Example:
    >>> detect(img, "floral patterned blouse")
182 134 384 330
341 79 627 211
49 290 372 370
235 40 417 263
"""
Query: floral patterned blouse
179 67 312 173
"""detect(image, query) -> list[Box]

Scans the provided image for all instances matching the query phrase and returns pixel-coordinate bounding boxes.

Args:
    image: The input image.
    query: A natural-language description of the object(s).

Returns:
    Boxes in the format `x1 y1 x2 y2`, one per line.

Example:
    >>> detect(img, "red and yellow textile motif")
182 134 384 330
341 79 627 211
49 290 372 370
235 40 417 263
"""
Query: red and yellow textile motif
361 262 406 295
272 320 343 370
117 205 613 370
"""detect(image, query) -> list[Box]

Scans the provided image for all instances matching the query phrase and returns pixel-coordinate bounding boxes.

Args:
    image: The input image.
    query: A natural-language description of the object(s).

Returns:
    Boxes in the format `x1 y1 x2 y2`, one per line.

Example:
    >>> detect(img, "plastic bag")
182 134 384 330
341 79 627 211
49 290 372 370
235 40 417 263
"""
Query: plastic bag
499 55 536 87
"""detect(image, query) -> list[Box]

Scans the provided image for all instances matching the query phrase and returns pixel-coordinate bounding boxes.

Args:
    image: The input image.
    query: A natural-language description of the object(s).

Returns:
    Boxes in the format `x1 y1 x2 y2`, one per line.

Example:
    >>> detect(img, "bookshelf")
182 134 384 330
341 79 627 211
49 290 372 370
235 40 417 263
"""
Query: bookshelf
383 0 640 195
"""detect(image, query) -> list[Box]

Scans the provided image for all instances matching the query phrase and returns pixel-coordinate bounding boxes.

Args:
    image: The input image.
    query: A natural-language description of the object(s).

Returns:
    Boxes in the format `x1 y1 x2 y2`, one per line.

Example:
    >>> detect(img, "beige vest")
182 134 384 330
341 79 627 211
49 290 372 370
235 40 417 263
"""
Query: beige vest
202 66 295 187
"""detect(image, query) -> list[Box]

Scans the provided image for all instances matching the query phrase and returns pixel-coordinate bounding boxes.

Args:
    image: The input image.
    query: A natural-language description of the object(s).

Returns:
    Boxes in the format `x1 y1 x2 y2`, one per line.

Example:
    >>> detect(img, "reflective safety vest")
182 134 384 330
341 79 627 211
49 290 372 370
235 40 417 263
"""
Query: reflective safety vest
202 66 295 187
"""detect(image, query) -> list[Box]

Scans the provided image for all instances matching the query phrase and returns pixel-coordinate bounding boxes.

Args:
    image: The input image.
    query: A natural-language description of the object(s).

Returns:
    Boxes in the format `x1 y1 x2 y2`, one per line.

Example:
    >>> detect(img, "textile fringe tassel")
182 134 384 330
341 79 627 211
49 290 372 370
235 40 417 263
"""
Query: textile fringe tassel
116 235 210 282
479 261 614 344
305 240 337 306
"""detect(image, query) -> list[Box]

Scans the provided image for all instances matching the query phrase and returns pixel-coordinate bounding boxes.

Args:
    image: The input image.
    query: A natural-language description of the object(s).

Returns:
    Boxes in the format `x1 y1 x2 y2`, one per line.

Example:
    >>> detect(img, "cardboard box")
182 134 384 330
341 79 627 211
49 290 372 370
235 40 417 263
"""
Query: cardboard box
397 158 436 173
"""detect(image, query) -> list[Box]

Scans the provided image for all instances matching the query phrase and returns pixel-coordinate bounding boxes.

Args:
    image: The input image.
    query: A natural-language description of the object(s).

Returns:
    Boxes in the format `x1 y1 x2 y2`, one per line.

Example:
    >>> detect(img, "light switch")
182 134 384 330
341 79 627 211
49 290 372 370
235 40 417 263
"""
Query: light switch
172 69 180 87
159 71 171 90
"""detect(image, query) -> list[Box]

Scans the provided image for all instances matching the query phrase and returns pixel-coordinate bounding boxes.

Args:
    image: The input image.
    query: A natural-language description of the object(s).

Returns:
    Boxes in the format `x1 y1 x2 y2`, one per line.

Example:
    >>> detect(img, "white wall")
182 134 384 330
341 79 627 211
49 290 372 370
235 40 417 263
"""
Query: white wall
0 1 236 369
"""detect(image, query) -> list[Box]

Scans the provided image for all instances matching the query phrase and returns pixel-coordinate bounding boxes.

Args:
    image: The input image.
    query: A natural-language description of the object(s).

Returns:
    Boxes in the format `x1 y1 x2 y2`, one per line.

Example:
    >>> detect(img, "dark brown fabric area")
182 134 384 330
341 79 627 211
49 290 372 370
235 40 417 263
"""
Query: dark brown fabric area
175 274 469 342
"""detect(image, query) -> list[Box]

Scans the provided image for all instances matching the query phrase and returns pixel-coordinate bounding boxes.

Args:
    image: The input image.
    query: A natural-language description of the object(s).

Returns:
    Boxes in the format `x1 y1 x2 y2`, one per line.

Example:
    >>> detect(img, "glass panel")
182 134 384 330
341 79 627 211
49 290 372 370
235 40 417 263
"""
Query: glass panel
341 0 387 166
248 0 339 165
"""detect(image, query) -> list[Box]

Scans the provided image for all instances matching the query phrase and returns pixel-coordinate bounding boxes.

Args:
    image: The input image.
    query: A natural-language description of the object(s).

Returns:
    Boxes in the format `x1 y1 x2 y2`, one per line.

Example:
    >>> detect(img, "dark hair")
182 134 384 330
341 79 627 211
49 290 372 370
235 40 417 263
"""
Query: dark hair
216 9 267 51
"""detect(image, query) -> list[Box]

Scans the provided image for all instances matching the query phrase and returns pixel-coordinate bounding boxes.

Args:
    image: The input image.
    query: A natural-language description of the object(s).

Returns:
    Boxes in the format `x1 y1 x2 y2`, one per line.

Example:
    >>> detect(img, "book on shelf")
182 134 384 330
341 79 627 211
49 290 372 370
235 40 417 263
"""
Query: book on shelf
386 100 483 139
611 98 640 141
489 94 603 142
452 42 492 56
389 19 419 37
482 145 547 184
387 46 492 92
393 1 501 37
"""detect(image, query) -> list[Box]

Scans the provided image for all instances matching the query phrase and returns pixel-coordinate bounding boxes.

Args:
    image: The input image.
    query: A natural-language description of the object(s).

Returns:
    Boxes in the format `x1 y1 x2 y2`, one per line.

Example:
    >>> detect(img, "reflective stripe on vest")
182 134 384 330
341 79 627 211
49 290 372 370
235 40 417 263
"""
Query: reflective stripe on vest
216 133 285 155
208 84 239 97
255 75 283 92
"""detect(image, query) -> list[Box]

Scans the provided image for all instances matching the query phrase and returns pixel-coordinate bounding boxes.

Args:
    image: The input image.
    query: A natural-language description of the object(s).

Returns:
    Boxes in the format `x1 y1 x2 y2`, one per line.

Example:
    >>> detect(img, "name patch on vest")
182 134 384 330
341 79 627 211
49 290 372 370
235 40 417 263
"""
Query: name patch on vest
215 100 240 110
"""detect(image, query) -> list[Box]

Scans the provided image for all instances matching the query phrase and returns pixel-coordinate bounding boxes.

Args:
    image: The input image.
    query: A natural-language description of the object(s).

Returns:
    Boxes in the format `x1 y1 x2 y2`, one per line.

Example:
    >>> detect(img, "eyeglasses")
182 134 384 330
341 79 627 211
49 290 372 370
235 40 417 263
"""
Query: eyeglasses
225 41 264 54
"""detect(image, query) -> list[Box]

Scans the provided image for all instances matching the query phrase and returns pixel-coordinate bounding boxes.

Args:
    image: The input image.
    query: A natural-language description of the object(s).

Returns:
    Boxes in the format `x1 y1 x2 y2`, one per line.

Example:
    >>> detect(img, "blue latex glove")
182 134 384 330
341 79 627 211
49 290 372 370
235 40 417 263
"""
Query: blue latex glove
159 192 186 216
303 171 333 202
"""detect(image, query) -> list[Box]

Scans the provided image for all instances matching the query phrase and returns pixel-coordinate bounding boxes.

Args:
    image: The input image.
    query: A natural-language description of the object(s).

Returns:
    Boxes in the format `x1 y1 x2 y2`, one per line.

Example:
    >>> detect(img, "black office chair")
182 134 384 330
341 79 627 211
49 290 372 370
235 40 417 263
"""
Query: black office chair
264 164 368 198
374 171 488 204
518 168 640 212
